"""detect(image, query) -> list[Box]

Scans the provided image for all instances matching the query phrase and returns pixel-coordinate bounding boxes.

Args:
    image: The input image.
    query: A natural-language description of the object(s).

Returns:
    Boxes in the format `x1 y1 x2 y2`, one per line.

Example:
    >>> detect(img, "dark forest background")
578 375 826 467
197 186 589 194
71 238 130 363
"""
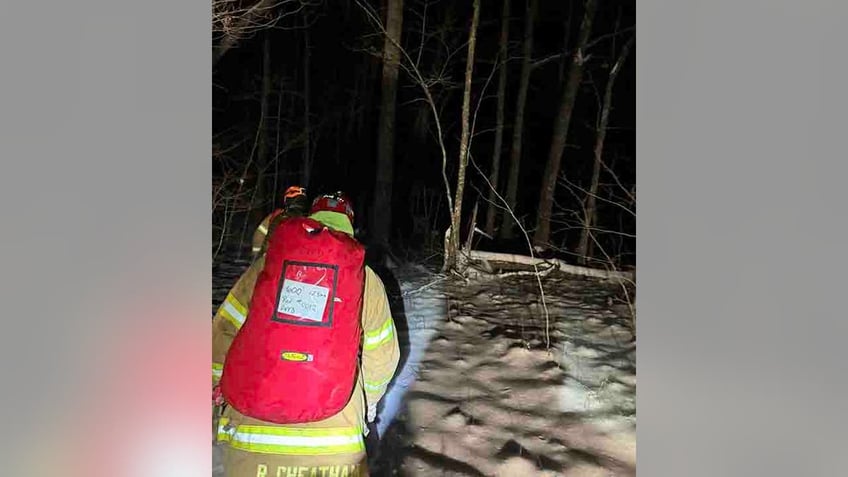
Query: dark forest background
212 0 635 273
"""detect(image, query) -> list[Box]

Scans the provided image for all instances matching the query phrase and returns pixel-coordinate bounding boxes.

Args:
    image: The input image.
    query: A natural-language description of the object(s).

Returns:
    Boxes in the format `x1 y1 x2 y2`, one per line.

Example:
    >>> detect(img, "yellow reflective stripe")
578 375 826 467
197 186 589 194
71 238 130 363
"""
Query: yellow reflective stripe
364 376 392 393
217 422 364 456
227 293 247 315
251 246 262 253
220 305 243 329
216 417 231 442
212 363 223 379
220 293 247 329
363 318 394 350
257 223 268 234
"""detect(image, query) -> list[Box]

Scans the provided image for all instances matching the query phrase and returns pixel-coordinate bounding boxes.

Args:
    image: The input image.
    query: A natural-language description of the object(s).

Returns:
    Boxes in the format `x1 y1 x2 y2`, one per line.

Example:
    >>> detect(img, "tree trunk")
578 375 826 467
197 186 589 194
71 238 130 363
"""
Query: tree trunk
255 31 272 223
500 0 537 241
301 18 312 187
484 0 511 237
534 0 598 247
558 0 573 84
371 0 404 248
577 36 633 264
272 72 284 205
444 0 481 272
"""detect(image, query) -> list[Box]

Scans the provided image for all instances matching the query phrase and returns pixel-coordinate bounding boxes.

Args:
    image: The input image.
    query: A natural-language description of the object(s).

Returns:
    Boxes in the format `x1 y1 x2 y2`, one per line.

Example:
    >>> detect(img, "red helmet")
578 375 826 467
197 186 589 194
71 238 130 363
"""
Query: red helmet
310 191 355 223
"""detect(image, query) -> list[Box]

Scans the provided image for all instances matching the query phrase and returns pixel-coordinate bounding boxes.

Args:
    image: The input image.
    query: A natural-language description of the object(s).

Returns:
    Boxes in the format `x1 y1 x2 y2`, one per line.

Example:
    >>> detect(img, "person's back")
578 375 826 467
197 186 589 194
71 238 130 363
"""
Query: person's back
250 186 309 257
213 192 399 476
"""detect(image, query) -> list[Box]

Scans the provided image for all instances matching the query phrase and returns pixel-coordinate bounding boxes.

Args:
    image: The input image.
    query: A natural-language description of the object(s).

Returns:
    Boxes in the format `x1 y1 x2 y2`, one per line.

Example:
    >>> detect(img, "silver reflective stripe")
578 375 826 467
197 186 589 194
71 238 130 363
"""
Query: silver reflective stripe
222 301 246 326
232 432 362 447
216 420 366 455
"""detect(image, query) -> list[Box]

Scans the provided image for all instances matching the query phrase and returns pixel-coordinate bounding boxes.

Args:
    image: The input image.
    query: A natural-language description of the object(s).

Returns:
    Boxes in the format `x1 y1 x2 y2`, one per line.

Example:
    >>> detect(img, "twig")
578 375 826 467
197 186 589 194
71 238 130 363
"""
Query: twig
491 264 557 280
401 275 449 297
530 25 635 69
558 173 635 218
468 155 552 349
354 0 454 219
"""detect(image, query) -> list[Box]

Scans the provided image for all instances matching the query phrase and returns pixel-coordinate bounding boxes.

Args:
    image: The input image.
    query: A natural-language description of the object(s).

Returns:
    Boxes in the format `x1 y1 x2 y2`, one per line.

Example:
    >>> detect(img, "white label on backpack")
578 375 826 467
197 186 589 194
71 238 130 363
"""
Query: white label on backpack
277 279 330 322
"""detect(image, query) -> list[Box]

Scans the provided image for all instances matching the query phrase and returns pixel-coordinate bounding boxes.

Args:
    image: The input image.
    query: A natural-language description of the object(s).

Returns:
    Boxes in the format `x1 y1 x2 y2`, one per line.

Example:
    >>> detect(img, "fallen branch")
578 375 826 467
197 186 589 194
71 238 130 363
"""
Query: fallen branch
401 275 449 297
489 263 557 280
462 261 557 282
467 250 634 283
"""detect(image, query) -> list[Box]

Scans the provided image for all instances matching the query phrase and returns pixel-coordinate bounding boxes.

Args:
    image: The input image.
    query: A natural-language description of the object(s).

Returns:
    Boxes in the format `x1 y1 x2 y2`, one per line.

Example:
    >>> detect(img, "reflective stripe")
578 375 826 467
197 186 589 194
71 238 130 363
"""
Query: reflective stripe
257 223 268 234
363 318 394 350
251 246 262 253
216 417 231 442
364 376 392 393
217 419 364 456
212 363 223 379
220 293 247 329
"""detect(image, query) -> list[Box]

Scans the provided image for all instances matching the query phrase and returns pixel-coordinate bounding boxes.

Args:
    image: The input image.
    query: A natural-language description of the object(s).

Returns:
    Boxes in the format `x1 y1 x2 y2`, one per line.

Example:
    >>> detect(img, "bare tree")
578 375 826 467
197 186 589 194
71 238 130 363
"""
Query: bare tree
371 0 404 249
501 0 538 241
212 0 319 64
484 0 511 237
557 0 573 84
355 0 455 239
355 0 483 270
577 35 633 264
534 0 598 247
444 0 481 272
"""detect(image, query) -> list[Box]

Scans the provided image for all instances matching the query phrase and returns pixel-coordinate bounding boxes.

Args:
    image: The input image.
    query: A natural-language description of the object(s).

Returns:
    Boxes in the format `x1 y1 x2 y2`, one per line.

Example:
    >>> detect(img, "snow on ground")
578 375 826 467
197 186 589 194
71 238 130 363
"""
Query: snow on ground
371 263 447 439
213 255 636 476
373 265 636 476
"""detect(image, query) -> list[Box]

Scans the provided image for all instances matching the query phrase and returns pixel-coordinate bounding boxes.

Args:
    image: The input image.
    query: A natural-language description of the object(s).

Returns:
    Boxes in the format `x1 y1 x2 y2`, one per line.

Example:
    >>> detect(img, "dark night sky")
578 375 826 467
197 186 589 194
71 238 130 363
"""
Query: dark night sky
213 0 635 262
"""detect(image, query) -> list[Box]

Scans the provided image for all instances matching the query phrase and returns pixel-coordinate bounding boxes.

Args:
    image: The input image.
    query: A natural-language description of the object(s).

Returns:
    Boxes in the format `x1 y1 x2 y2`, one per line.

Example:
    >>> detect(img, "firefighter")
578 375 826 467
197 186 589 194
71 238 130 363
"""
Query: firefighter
250 185 310 258
213 192 400 477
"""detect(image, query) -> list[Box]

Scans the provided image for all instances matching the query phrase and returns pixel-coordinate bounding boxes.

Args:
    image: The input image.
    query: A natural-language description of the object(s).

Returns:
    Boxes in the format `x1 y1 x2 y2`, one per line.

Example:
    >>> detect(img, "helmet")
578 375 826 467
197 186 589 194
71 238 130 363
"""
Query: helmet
284 185 306 200
282 185 309 217
310 191 355 224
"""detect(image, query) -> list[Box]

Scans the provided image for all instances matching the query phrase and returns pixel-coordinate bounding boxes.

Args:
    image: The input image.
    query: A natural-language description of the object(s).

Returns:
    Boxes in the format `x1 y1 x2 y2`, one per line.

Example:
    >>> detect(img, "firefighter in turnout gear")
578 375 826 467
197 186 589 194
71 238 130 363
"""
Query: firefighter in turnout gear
250 185 310 258
213 192 400 477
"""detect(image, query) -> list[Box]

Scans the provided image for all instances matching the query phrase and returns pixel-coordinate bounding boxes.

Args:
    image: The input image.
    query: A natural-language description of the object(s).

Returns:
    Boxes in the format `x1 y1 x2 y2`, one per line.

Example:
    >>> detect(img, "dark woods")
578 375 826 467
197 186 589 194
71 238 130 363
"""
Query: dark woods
212 0 635 272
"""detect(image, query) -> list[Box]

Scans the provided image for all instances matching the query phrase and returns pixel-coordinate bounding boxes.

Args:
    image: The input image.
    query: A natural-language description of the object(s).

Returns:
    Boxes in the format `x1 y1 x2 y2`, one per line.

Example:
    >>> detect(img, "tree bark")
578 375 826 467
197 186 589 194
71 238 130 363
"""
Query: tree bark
577 36 633 264
444 0 481 272
558 0 573 84
255 31 272 222
484 0 511 237
500 0 537 240
301 18 312 187
272 68 286 204
371 0 404 248
534 0 598 247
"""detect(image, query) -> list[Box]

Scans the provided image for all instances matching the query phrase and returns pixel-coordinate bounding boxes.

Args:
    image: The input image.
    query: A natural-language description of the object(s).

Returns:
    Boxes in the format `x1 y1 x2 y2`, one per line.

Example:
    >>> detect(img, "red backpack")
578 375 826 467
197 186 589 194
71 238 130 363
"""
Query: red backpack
220 216 366 424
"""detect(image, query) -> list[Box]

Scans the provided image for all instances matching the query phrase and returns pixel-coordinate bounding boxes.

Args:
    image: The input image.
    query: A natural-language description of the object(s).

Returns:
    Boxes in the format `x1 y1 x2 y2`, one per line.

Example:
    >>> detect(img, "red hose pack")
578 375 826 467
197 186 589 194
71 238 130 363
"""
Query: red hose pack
220 217 365 424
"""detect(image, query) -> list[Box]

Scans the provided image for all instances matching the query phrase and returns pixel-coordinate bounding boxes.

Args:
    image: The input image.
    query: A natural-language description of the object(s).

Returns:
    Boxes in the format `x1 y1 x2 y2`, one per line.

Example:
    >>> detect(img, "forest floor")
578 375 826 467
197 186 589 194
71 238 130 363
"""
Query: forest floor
213 253 636 476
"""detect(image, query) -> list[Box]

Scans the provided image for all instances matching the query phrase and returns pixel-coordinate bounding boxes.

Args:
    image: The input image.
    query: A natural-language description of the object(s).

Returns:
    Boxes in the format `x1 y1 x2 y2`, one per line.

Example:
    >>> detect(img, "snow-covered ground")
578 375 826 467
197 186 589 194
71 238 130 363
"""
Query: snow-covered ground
213 256 636 476
371 264 636 476
371 263 447 439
